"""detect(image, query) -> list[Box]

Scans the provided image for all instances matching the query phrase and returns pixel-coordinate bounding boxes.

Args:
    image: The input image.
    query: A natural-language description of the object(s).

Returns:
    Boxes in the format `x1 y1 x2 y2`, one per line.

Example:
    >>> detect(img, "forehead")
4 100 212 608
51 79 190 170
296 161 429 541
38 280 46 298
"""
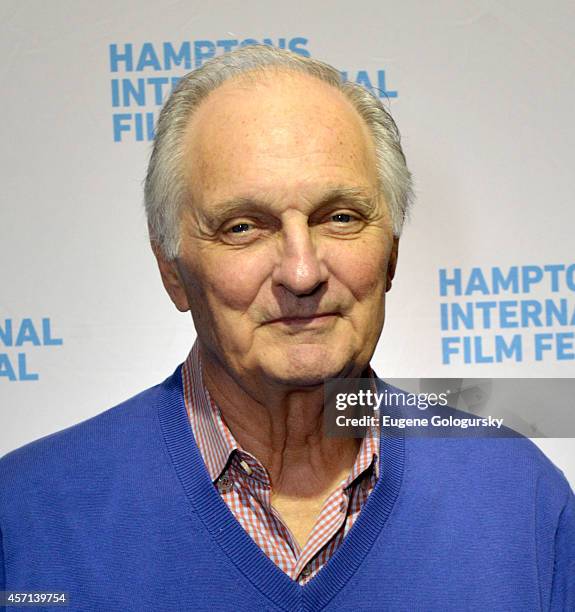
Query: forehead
181 69 378 207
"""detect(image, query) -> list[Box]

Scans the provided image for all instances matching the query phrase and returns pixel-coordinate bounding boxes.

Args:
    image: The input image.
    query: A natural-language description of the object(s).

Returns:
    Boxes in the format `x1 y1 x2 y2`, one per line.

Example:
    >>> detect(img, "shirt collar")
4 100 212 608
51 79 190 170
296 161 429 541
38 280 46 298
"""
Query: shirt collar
181 340 237 481
344 422 379 488
343 366 380 486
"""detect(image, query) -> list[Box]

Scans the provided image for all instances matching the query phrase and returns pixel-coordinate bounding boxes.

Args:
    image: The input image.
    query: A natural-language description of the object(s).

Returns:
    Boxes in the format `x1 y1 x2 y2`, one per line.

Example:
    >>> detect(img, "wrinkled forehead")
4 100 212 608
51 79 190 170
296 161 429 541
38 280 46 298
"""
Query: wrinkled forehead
180 69 379 206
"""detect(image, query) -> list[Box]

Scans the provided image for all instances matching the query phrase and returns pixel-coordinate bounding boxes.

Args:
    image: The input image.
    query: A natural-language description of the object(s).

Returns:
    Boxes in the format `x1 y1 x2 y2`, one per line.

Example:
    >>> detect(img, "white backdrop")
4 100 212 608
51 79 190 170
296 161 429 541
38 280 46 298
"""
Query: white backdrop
1 0 573 484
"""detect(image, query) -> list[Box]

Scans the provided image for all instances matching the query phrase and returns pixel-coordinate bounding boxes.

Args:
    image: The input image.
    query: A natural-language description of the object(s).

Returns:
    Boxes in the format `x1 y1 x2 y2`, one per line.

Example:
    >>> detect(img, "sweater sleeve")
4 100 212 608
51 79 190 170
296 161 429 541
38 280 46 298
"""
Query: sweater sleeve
549 490 575 612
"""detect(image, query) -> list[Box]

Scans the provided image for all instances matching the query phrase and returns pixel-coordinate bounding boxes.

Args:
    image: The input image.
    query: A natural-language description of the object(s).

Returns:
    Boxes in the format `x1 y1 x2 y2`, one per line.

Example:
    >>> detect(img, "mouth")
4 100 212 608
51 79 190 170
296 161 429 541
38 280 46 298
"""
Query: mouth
265 313 339 326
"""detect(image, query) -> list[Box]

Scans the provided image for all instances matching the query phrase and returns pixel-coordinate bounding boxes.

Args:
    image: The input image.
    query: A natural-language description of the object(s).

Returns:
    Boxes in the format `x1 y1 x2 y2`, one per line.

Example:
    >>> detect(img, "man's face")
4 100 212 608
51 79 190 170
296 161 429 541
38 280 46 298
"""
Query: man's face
158 70 398 387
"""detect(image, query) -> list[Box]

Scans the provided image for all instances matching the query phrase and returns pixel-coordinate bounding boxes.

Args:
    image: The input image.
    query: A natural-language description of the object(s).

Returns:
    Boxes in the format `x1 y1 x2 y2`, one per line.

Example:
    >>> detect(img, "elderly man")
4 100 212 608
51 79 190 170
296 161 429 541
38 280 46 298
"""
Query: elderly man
0 46 573 611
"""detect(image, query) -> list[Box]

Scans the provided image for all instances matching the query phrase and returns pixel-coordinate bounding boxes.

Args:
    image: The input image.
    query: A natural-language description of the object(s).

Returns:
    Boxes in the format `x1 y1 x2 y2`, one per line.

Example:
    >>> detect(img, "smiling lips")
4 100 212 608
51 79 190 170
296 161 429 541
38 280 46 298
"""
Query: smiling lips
265 313 339 326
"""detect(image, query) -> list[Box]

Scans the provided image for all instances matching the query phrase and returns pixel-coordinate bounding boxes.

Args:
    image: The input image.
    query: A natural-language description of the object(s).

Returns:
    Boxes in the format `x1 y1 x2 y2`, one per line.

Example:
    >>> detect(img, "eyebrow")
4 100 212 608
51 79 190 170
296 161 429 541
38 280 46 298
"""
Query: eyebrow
204 186 377 226
313 187 376 216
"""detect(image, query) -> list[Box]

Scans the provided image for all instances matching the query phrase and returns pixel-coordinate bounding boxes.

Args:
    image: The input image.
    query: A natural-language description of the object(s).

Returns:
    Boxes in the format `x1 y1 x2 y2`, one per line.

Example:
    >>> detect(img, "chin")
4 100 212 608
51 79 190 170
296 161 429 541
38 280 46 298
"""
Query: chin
260 343 351 387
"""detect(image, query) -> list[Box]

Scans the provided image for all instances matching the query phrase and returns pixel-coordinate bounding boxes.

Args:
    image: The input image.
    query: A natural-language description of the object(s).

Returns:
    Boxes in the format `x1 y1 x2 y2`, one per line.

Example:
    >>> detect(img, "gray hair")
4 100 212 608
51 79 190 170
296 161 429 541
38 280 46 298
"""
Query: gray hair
144 45 413 260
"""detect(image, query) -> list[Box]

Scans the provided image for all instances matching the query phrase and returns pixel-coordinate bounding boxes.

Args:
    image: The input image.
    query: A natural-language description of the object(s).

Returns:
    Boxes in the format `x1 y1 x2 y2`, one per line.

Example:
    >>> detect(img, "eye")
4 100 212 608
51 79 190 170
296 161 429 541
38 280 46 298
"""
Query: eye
229 222 252 233
318 209 365 236
220 219 263 245
331 213 353 223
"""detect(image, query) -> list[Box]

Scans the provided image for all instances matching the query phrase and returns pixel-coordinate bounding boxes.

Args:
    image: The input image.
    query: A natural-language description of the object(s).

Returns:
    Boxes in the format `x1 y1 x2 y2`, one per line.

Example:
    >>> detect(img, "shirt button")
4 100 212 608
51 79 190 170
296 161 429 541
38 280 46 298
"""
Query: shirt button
301 565 313 578
239 459 253 476
217 474 233 494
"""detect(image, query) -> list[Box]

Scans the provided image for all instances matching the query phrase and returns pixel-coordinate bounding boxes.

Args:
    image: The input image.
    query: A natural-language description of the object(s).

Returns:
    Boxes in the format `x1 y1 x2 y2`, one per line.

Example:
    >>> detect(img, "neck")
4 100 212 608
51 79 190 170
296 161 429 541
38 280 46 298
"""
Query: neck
199 342 363 499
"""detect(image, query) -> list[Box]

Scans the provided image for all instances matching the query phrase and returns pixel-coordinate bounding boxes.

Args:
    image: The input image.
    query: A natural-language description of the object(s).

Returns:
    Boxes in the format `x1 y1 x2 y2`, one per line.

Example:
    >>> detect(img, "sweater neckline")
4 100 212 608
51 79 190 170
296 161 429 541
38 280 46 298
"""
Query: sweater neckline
157 365 405 611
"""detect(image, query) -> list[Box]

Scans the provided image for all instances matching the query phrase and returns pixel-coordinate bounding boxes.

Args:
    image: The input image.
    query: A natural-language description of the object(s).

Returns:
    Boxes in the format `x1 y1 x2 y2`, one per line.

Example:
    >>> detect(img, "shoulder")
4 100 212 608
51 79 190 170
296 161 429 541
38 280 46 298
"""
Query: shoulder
0 366 182 496
375 378 573 513
378 379 571 502
401 416 573 526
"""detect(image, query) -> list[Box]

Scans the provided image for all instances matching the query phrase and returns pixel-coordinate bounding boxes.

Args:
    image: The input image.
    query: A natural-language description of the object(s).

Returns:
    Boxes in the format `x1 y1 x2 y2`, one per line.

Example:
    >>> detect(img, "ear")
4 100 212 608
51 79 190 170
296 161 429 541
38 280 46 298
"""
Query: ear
385 237 399 292
150 241 190 312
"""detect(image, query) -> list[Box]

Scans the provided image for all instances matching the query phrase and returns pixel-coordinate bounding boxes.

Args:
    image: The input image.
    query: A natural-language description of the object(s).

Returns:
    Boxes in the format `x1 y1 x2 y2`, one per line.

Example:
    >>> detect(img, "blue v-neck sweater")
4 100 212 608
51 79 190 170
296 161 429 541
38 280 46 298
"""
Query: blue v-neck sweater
0 366 573 611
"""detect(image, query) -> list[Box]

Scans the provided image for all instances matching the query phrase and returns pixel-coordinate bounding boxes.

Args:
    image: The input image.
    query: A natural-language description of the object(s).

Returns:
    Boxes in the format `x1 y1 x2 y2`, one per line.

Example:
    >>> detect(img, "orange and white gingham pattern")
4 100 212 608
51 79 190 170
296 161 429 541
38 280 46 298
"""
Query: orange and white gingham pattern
181 341 379 585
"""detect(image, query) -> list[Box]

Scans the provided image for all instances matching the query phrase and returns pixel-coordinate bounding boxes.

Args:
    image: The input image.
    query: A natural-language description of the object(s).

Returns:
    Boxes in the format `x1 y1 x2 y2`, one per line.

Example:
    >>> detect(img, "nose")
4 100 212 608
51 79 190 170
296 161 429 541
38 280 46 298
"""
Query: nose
272 219 328 296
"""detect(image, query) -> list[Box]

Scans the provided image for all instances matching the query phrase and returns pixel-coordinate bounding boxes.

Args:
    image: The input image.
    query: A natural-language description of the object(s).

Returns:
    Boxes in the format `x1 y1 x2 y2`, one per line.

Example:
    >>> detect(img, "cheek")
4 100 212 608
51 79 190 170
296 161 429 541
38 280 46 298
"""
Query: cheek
327 240 390 301
201 250 272 312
